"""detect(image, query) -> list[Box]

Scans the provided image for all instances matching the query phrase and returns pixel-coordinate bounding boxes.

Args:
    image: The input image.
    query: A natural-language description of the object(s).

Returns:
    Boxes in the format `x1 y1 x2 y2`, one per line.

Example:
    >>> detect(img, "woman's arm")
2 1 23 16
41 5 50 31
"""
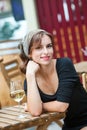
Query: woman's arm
43 101 69 113
26 61 42 116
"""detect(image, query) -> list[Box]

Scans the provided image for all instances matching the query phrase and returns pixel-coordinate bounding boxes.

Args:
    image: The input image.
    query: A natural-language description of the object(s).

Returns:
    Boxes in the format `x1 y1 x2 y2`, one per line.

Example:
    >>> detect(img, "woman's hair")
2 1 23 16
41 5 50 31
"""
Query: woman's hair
18 29 53 74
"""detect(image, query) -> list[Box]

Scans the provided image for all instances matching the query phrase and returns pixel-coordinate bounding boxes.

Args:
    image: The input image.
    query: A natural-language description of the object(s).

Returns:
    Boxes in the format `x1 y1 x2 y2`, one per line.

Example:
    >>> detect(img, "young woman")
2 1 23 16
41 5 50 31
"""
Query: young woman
19 29 87 130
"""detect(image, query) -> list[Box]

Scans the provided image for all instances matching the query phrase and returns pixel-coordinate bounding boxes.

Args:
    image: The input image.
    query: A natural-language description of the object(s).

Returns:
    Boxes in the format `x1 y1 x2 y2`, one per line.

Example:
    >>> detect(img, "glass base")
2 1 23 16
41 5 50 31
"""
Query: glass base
17 114 27 119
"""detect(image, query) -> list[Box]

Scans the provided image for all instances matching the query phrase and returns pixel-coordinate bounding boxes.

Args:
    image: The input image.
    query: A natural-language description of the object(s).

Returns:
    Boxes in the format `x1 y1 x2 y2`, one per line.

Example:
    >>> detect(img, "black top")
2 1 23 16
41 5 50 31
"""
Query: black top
24 57 87 128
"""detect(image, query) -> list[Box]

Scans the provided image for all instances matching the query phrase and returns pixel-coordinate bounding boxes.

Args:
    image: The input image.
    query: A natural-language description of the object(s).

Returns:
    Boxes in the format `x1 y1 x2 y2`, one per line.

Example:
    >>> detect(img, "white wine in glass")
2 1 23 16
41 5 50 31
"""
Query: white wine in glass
10 80 27 118
10 89 25 102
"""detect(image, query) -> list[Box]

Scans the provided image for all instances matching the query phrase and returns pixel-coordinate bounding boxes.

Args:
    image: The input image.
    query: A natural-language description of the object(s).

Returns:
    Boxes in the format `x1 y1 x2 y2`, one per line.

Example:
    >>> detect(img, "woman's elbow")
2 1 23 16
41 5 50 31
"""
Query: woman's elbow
30 109 42 116
59 107 67 112
28 105 43 116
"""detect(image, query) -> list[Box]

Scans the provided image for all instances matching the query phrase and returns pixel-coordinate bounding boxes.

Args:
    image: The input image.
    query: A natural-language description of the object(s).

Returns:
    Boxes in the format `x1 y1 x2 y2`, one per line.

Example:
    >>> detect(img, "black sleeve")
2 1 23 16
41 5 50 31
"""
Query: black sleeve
56 58 79 103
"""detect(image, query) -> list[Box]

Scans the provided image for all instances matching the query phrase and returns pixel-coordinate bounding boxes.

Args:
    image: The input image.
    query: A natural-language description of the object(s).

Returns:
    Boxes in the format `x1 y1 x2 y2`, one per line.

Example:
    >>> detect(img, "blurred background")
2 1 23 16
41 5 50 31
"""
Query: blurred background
0 0 87 63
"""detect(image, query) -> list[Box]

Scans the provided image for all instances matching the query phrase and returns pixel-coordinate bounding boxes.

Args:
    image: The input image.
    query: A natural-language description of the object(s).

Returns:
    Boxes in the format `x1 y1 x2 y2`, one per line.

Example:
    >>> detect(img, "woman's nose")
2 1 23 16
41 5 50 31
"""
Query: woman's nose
43 47 48 53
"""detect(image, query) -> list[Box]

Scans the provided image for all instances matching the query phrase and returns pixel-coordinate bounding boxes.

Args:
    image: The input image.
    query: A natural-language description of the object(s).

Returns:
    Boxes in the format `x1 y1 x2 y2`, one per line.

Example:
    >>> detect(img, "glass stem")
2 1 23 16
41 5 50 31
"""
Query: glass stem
18 101 21 114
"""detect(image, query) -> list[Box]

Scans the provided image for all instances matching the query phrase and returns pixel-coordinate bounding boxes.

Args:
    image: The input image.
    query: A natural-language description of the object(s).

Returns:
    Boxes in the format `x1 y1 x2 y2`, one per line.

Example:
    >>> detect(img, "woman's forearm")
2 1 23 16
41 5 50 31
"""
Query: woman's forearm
26 74 42 116
43 101 69 113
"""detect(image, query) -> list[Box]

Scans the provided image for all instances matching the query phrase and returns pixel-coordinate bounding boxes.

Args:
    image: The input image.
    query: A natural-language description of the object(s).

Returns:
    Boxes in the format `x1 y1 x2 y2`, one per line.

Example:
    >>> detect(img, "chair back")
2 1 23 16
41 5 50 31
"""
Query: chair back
82 73 87 92
0 40 20 56
0 56 25 86
0 55 26 107
74 61 87 75
74 61 87 91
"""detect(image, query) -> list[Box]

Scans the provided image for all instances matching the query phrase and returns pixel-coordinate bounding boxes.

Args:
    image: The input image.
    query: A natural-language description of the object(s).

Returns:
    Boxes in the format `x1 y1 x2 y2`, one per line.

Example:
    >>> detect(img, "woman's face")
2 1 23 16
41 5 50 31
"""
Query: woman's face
29 34 54 65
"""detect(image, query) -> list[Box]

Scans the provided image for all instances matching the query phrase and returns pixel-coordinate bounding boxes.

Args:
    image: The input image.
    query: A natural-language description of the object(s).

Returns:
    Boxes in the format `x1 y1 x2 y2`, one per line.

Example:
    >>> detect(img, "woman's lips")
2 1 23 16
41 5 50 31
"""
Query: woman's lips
41 56 50 60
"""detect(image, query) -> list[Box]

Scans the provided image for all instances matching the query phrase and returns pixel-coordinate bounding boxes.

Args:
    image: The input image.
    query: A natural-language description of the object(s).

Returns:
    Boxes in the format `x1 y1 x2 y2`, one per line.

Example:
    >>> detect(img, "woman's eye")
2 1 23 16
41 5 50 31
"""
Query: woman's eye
35 46 42 49
47 44 53 48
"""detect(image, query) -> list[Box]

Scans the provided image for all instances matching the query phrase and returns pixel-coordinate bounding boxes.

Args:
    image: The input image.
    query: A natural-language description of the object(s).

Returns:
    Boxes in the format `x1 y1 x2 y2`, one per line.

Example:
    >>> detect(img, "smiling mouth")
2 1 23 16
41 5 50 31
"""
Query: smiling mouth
41 56 50 60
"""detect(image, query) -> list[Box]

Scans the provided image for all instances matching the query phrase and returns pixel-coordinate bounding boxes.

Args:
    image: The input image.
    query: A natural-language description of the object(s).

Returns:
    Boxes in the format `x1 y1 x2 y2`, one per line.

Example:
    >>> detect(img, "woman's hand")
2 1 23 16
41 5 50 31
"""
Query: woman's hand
24 103 28 112
26 60 40 76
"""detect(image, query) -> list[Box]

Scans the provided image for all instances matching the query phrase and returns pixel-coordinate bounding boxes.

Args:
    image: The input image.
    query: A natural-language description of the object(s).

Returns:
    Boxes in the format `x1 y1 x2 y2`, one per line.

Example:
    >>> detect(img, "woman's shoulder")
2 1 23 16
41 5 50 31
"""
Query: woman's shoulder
55 57 76 75
56 57 72 65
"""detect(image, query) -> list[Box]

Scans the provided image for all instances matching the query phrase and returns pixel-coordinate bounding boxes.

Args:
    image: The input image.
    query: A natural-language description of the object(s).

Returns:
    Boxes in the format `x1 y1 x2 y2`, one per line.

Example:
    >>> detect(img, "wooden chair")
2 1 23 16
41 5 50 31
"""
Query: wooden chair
0 55 25 85
74 61 87 91
0 55 26 107
0 39 21 56
74 61 87 75
82 73 87 92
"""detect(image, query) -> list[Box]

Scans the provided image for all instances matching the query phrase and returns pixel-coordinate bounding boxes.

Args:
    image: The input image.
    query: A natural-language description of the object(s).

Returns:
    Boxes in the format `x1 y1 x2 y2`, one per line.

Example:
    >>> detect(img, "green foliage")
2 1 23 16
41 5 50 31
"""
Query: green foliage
0 21 20 40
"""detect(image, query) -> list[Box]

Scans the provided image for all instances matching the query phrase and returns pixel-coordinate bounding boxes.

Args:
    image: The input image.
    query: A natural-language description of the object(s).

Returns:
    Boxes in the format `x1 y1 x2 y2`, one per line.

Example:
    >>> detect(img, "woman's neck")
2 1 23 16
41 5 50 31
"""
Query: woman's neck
38 59 56 76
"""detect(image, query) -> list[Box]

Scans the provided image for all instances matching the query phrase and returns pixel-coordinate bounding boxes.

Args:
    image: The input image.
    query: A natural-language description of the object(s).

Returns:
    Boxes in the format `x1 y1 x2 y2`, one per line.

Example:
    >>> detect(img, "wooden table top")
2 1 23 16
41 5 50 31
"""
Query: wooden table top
0 105 65 130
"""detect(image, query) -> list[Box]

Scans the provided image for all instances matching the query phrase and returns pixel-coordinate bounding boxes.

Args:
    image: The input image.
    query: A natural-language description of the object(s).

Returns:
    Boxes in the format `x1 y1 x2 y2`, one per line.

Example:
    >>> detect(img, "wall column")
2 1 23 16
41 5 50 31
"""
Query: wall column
22 0 39 31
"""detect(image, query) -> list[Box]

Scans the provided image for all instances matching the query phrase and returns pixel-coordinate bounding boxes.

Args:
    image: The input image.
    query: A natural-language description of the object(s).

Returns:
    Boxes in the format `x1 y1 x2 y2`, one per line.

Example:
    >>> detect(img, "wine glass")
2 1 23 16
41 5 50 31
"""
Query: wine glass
10 80 27 118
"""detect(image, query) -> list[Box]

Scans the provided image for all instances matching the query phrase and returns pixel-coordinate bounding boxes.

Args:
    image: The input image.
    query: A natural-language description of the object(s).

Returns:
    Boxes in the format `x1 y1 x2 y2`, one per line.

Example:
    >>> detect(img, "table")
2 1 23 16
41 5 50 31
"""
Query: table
0 105 65 130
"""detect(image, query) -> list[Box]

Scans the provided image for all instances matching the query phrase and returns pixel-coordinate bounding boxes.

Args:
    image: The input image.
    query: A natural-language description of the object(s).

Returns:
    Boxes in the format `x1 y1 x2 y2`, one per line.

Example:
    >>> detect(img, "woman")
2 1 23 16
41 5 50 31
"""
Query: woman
19 29 87 130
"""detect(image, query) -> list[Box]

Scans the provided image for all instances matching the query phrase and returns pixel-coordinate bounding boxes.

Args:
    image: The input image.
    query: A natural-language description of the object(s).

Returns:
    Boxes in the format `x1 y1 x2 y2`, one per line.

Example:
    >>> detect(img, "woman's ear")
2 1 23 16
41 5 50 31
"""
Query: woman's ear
28 54 32 60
